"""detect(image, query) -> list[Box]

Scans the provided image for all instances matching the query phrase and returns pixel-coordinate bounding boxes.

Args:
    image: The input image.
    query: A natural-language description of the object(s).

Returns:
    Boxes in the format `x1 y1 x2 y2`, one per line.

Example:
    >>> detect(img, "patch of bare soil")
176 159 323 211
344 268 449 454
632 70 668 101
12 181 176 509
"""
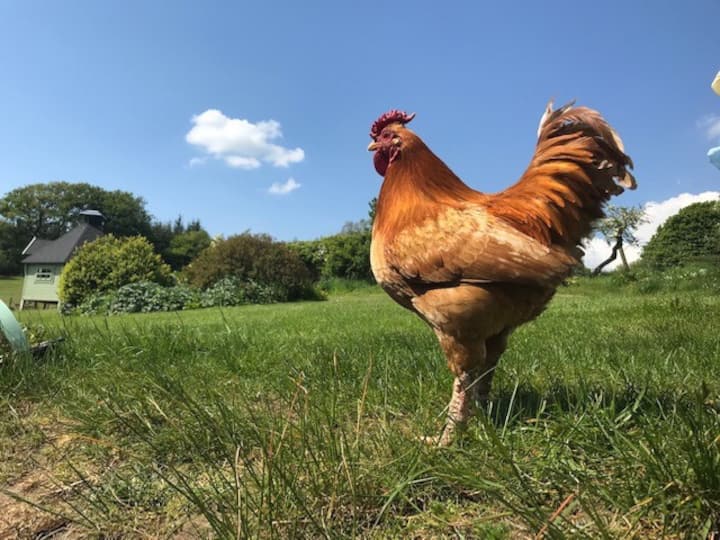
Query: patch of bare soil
0 469 79 539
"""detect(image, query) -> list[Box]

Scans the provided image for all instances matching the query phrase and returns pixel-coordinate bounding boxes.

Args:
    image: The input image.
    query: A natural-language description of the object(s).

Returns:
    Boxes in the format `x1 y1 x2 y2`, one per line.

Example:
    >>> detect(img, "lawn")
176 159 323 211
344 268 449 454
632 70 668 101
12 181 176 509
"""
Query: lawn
0 275 22 307
1 281 719 538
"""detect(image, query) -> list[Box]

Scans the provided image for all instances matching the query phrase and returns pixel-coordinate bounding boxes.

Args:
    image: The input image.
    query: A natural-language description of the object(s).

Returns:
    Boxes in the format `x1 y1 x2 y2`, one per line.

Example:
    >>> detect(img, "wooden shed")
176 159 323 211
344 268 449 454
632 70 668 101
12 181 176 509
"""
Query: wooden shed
20 210 104 309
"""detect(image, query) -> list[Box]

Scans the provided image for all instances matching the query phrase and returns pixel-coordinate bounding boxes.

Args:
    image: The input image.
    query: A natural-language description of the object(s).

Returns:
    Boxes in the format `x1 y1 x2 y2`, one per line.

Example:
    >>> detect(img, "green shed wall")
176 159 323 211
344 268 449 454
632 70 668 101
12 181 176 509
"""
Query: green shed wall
21 264 63 304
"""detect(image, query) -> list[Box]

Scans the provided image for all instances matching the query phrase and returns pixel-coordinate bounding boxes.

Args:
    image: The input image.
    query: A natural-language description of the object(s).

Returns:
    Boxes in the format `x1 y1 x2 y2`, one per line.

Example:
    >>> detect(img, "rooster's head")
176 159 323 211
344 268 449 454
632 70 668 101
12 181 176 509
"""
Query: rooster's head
368 110 416 176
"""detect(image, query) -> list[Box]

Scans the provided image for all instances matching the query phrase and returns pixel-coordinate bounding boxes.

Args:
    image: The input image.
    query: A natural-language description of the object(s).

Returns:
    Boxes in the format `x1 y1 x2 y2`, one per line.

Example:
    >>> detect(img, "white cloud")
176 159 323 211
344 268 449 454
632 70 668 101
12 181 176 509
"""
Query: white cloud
186 109 305 169
582 191 720 271
268 177 301 195
698 114 720 141
225 156 261 170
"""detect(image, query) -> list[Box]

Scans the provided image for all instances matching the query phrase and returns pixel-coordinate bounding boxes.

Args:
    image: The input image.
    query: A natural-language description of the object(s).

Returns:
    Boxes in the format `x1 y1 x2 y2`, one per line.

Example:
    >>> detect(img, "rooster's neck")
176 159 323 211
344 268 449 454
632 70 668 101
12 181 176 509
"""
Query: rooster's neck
374 142 482 238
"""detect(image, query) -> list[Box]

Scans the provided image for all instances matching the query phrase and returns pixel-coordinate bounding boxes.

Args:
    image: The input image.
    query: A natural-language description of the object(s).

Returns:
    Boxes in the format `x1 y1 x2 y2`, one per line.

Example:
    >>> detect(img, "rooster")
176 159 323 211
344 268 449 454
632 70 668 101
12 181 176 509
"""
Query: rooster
367 102 635 445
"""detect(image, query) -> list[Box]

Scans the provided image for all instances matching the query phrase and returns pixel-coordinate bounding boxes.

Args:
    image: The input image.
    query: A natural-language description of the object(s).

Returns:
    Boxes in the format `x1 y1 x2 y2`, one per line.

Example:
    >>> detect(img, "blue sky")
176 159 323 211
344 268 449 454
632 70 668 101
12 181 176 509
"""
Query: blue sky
1 1 718 242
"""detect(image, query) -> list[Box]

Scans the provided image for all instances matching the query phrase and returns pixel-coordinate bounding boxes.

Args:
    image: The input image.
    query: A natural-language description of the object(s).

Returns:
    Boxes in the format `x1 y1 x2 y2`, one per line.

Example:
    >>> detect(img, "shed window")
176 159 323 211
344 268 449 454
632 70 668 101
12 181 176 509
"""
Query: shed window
35 267 54 283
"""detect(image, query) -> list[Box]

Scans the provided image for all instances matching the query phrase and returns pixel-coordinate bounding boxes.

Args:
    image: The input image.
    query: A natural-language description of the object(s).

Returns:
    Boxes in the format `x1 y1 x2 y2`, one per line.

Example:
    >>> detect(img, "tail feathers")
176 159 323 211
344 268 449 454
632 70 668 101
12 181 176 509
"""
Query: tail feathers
486 101 636 250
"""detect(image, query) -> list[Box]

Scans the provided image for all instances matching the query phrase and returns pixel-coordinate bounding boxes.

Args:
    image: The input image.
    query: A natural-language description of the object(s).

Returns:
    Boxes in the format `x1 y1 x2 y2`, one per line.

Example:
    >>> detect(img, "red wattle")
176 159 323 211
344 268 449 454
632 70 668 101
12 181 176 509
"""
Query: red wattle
373 151 388 176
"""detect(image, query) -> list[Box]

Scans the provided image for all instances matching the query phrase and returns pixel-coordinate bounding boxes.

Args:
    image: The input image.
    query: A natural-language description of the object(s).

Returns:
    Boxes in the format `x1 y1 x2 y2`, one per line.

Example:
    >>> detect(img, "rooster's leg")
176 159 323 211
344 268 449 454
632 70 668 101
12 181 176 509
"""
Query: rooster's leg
437 370 476 446
472 329 511 405
436 329 511 446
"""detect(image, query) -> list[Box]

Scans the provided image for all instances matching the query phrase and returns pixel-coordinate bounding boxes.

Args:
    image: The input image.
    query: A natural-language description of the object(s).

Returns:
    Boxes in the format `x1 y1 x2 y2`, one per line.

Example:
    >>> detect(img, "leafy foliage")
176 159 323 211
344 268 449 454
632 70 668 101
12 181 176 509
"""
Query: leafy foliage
642 201 720 268
289 198 376 283
182 232 316 300
287 240 326 282
595 205 647 246
321 232 373 281
0 181 154 271
591 205 648 274
147 216 211 270
288 232 373 283
0 182 152 240
165 230 211 270
69 277 301 315
198 276 291 307
0 219 25 275
58 235 173 306
108 282 198 314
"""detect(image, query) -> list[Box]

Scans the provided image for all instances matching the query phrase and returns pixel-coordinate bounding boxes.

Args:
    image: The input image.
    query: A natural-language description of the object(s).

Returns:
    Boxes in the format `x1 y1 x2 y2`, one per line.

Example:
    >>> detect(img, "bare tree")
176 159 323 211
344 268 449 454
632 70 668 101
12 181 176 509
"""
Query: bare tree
592 205 647 275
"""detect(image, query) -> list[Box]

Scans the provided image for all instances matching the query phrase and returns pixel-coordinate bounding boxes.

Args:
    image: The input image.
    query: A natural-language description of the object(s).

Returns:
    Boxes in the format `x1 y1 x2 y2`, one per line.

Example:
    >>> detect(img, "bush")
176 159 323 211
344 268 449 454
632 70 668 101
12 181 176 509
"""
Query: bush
642 201 720 269
321 232 373 281
287 231 373 283
108 282 199 314
69 278 306 315
286 240 325 282
59 235 173 306
199 276 291 307
70 283 199 315
182 233 316 300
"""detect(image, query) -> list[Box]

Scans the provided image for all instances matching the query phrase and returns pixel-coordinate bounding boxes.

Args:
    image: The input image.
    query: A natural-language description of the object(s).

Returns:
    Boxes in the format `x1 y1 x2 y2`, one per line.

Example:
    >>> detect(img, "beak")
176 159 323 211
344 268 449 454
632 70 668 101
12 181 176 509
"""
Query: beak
367 141 379 151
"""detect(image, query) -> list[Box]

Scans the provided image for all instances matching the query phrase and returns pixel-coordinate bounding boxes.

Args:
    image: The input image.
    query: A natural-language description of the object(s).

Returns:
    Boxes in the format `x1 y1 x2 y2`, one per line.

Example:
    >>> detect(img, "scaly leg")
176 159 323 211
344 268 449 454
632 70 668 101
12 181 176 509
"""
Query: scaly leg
437 371 475 446
435 329 512 446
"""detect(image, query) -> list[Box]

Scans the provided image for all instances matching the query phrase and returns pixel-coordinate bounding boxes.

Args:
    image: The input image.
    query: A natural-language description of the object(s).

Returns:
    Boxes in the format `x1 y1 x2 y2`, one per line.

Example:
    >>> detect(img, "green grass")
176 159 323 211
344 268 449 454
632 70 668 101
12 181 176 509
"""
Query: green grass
1 281 719 538
0 275 22 307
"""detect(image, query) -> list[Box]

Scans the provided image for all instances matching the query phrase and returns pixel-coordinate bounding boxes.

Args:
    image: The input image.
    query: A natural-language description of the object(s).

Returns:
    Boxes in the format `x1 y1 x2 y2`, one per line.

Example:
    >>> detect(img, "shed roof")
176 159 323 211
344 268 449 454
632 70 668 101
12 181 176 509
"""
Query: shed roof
22 222 103 264
21 237 52 256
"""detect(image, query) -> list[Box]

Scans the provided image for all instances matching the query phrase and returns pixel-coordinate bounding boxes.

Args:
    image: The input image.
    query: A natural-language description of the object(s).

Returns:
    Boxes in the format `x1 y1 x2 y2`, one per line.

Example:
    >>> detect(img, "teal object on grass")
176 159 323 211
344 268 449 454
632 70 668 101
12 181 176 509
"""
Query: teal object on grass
0 300 29 353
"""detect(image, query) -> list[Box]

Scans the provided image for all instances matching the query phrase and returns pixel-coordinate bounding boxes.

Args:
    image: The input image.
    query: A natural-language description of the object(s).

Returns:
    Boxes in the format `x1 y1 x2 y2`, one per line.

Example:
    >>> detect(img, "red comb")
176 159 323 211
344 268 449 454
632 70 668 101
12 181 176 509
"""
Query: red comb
370 110 416 139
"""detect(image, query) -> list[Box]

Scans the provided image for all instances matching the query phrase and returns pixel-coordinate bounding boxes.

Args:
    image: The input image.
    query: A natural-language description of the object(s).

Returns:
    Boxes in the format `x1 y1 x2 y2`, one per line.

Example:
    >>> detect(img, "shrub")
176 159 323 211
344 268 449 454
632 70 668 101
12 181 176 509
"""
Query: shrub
287 231 373 283
286 240 325 282
642 201 720 269
182 233 315 300
321 232 373 281
69 278 298 316
164 229 212 270
58 235 173 306
108 282 198 314
199 276 290 307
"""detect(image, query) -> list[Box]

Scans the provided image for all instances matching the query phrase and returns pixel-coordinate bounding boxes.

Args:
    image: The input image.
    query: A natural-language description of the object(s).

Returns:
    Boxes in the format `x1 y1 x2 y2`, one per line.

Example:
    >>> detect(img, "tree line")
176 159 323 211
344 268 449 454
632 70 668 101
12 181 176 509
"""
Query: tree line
2 181 718 282
0 182 211 274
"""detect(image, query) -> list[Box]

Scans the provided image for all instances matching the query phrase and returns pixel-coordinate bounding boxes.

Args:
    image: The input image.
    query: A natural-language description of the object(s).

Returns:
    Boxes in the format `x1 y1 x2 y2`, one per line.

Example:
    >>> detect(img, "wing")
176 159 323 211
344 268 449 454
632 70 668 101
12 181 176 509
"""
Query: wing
383 205 577 291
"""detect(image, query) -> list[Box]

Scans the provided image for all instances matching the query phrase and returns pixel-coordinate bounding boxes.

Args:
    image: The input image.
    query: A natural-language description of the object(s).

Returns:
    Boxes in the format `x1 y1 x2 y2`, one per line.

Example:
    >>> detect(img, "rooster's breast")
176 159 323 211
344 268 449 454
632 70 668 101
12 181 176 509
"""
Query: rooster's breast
370 230 416 310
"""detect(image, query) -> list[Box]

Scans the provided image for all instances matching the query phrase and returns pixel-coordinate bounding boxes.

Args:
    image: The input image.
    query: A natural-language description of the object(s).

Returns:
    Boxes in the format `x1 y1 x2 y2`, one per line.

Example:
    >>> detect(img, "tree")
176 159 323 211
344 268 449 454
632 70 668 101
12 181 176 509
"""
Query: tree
146 215 211 270
165 229 212 270
642 201 720 268
0 182 153 270
368 197 377 224
592 205 647 275
0 219 25 275
58 235 173 306
340 219 371 234
0 182 152 239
